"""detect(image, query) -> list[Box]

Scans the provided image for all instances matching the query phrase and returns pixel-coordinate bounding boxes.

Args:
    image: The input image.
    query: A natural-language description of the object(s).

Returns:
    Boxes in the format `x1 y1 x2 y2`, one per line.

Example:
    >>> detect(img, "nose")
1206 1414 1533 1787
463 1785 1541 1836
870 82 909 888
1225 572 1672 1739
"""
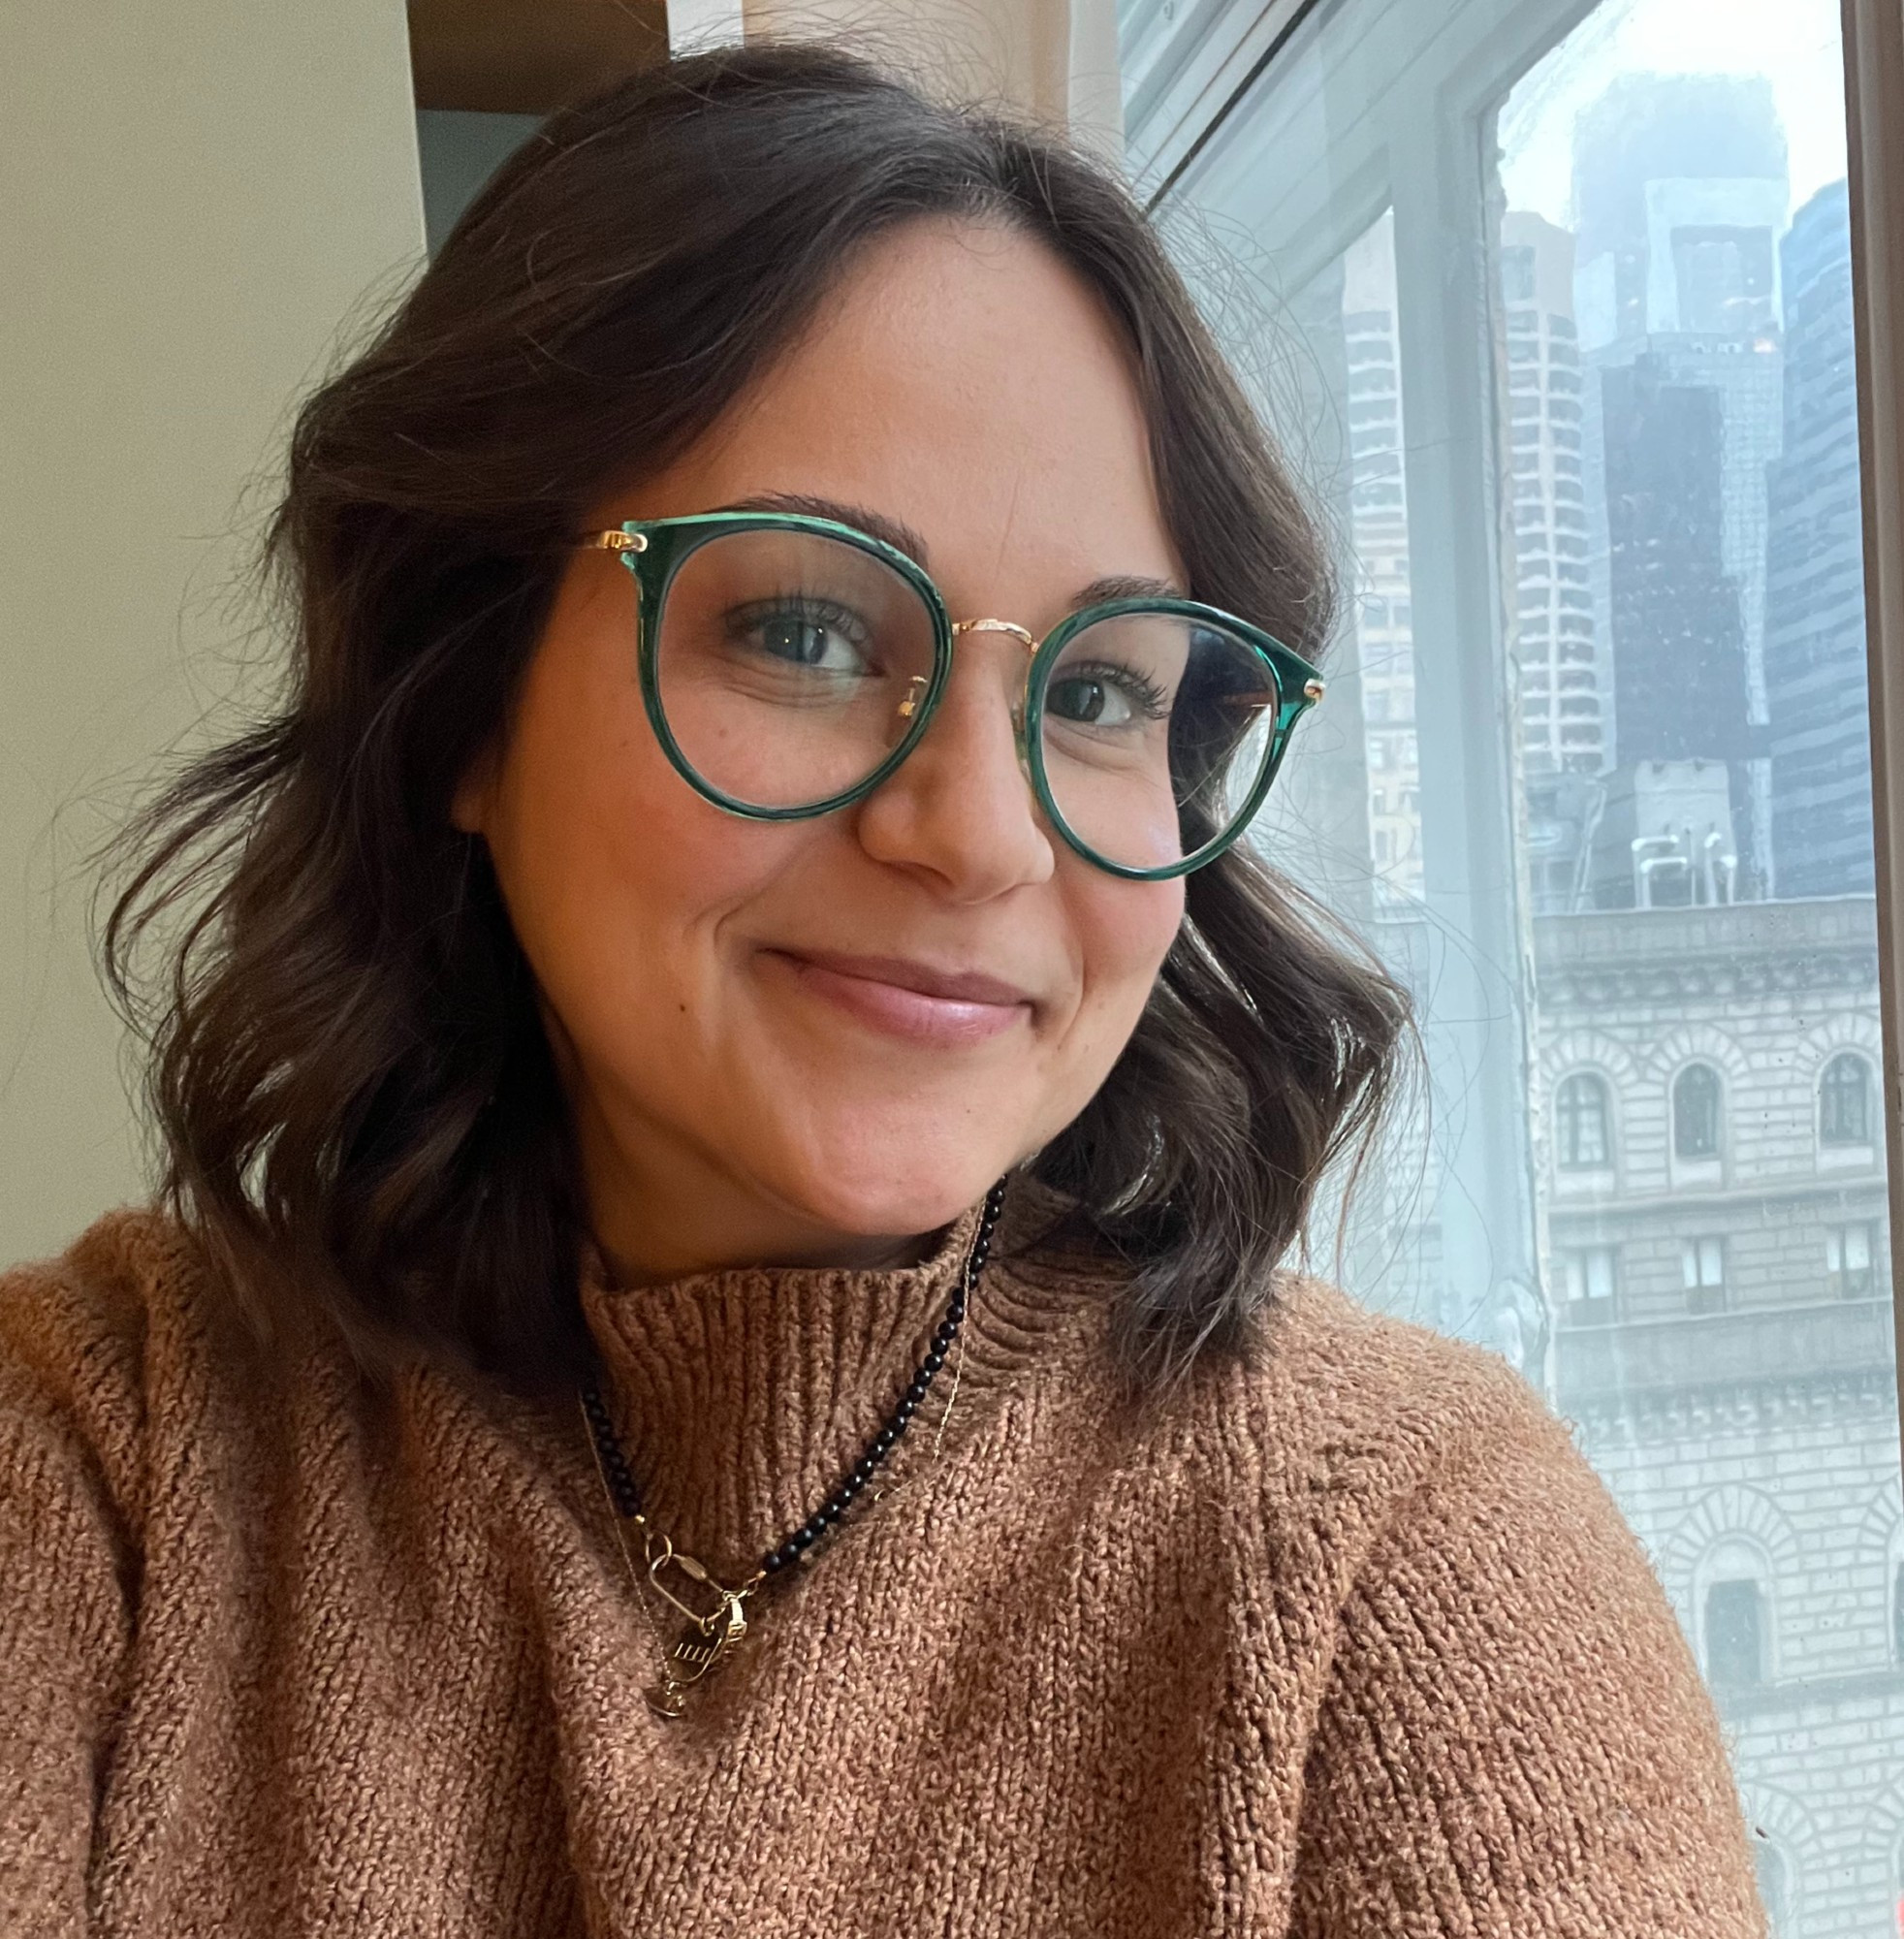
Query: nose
852 627 1055 899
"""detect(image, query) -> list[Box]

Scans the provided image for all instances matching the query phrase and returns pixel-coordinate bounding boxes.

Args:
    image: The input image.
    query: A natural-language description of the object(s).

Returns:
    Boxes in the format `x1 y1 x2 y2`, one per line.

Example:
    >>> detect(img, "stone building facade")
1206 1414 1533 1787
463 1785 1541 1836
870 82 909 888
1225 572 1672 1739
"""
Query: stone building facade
1533 896 1902 1938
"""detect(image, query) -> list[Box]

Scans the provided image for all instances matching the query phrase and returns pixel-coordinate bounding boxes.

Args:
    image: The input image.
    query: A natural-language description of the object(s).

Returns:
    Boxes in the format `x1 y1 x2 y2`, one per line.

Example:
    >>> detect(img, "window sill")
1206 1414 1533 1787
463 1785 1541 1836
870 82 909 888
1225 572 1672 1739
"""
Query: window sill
1818 1142 1880 1173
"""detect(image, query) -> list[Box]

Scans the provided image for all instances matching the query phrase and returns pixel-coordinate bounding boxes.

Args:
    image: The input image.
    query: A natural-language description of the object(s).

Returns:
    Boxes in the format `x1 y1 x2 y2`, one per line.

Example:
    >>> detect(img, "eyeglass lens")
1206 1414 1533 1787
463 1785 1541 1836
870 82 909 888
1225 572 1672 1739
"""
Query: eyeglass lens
651 527 1282 872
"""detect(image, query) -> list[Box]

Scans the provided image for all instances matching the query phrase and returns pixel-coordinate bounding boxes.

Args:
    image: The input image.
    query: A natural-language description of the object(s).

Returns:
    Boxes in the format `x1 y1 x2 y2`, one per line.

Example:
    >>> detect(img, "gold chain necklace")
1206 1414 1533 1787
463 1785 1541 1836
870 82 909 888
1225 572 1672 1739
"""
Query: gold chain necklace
579 1182 1005 1718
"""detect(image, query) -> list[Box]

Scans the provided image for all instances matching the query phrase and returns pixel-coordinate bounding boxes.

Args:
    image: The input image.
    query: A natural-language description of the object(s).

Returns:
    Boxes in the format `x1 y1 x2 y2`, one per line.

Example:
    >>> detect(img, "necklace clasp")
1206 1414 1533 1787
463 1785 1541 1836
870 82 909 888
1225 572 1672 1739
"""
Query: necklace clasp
647 1538 746 1632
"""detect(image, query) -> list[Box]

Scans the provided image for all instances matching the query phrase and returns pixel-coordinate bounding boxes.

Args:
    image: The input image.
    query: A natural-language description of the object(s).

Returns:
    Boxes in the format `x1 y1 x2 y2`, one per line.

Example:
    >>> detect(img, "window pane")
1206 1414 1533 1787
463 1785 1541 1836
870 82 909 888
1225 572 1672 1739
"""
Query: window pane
1139 0 1900 1917
1558 1072 1609 1167
1672 1064 1722 1158
1821 1052 1872 1145
1706 1578 1764 1690
1754 1840 1791 1936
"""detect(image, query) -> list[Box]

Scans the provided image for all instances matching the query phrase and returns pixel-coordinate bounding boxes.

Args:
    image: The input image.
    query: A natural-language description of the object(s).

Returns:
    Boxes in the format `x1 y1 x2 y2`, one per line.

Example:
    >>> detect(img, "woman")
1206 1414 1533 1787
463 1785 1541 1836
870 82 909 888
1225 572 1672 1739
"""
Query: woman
2 42 1761 1937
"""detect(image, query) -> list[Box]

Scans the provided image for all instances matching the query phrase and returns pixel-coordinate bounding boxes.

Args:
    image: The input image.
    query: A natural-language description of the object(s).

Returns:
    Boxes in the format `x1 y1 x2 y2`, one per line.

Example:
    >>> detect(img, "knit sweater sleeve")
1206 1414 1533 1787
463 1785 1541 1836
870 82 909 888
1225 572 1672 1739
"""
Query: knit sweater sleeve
0 1224 148 1936
1286 1356 1765 1937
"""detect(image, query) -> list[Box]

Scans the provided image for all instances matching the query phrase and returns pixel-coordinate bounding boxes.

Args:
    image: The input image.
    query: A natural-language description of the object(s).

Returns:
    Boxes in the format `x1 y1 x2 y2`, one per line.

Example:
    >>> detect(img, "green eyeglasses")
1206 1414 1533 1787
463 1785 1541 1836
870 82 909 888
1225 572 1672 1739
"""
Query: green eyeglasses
582 510 1324 881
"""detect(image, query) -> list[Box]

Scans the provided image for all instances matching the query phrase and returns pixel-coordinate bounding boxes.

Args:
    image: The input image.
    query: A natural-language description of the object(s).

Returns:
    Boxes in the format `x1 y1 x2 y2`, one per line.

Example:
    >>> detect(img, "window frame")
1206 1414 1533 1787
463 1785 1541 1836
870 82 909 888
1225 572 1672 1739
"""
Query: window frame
1671 1062 1725 1162
1820 1050 1875 1149
1556 1070 1613 1172
1703 1574 1768 1692
1681 1233 1729 1315
1825 1218 1880 1297
1558 1241 1618 1322
1842 0 1904 1483
1151 0 1621 1345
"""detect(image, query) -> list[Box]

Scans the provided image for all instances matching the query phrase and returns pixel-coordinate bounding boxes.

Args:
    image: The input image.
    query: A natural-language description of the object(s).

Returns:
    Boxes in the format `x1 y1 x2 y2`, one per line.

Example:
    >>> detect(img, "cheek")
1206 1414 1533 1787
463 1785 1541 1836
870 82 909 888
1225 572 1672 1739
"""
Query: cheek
1065 873 1184 1056
480 619 786 1048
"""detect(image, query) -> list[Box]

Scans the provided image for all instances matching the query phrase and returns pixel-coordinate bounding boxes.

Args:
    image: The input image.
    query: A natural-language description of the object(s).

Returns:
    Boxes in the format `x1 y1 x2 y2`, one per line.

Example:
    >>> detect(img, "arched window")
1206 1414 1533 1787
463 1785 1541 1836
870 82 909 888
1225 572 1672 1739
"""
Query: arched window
1752 1839 1790 1936
1704 1577 1764 1691
1820 1053 1872 1147
1556 1072 1611 1169
1672 1063 1722 1160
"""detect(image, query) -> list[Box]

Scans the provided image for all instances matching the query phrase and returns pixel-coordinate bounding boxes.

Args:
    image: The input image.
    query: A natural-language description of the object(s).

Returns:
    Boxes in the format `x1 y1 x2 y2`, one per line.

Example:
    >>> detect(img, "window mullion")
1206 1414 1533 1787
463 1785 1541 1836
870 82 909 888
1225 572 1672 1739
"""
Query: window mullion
1840 0 1904 1468
1386 96 1541 1337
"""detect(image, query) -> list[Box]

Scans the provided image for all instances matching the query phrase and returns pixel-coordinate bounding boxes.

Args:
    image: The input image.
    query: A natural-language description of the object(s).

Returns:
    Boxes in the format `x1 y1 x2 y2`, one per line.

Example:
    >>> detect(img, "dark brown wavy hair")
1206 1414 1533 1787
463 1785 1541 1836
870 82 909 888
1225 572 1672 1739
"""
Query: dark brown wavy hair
104 41 1407 1395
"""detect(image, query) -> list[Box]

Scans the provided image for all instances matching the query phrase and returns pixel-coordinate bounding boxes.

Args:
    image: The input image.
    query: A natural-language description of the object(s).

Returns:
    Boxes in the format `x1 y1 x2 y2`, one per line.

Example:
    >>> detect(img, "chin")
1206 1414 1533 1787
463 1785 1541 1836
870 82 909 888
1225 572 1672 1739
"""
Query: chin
766 1126 1020 1241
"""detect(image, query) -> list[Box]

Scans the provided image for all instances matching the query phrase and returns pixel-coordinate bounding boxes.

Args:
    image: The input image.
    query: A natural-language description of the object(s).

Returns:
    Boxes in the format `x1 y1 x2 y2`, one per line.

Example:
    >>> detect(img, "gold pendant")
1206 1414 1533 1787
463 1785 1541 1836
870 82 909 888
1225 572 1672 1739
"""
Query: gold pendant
645 1591 749 1718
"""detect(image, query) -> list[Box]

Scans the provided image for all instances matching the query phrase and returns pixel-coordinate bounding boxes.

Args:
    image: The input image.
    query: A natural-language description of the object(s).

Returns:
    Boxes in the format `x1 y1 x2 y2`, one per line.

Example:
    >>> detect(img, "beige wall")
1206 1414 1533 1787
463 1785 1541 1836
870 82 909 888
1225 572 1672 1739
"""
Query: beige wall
1 2 426 1266
742 0 1123 158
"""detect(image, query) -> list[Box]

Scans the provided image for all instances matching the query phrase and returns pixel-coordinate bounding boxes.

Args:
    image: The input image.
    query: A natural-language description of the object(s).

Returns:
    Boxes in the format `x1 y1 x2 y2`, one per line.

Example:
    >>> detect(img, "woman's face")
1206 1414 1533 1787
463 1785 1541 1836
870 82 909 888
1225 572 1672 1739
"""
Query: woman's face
459 218 1188 1275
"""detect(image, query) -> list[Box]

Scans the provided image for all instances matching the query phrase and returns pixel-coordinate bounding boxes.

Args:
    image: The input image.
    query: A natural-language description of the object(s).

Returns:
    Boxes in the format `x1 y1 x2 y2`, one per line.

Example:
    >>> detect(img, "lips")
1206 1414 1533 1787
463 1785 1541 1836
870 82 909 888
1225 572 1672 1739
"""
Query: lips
760 948 1035 1046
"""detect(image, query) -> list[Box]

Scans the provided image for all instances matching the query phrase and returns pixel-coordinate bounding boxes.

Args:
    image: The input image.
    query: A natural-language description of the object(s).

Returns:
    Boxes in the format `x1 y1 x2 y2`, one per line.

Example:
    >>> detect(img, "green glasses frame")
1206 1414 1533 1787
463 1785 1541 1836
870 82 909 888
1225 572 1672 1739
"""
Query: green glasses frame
583 509 1326 882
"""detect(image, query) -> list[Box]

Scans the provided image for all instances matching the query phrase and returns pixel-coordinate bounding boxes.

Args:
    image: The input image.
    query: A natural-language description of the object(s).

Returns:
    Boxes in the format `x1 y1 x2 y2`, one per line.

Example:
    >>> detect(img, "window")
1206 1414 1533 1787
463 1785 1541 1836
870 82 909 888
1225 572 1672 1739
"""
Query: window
1672 1064 1723 1160
1820 1052 1872 1146
1556 1073 1610 1169
1752 1839 1791 1936
1682 1235 1728 1314
1825 1222 1877 1297
1129 0 1899 1897
1560 1245 1617 1322
1894 1559 1904 1665
1704 1578 1764 1690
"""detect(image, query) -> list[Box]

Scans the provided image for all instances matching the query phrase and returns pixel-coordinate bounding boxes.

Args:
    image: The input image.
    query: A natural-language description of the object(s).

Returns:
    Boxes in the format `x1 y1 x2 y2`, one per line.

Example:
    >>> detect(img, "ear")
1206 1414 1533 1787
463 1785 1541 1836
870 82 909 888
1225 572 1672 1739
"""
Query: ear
450 743 498 836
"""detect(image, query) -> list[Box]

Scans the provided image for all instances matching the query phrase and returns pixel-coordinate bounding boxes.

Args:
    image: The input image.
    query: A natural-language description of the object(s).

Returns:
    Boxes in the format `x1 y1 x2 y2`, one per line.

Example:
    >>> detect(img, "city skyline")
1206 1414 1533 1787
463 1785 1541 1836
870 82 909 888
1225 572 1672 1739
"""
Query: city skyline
1494 68 1870 918
1499 0 1848 233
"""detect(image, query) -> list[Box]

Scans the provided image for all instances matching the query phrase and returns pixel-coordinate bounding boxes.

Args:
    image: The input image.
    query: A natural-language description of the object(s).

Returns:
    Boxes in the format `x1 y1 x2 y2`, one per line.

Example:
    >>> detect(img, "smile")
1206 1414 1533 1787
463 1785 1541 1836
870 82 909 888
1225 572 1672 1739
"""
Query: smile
760 949 1035 1047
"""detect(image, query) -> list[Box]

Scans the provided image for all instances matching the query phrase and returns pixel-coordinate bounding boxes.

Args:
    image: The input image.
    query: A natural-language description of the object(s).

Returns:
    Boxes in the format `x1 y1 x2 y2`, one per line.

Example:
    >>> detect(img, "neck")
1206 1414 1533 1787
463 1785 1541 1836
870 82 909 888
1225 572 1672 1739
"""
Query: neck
592 1211 935 1293
570 1085 936 1291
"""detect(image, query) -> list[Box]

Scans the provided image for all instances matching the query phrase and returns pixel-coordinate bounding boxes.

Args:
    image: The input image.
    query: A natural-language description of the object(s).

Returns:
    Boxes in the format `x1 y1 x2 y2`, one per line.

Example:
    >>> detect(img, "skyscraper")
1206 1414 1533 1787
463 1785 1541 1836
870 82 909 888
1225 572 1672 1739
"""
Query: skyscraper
1340 213 1422 909
1764 179 1872 898
1570 76 1787 900
1601 357 1754 767
1571 74 1789 350
1502 214 1601 781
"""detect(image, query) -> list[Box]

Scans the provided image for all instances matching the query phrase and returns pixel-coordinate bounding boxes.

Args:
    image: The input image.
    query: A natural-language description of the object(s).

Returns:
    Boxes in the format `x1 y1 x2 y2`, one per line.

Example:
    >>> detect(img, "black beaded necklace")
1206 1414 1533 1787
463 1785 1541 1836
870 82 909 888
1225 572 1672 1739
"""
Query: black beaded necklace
579 1179 1007 1718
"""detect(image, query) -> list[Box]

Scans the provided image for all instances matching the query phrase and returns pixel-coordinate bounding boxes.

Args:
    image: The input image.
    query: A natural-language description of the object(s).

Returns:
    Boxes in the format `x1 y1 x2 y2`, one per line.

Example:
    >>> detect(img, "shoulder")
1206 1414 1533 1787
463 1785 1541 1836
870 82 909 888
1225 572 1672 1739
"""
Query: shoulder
1007 1226 1588 1528
1 1204 214 1380
1247 1284 1757 1929
1159 1271 1671 1629
0 1207 233 1536
1213 1272 1585 1516
1214 1277 1708 1751
1015 1245 1618 1584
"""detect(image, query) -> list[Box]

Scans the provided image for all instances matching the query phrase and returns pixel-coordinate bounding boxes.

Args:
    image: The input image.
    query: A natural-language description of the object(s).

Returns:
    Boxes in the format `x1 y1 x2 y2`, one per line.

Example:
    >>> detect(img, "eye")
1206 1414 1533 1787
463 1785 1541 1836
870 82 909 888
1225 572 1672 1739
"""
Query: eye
1045 661 1170 729
728 597 875 675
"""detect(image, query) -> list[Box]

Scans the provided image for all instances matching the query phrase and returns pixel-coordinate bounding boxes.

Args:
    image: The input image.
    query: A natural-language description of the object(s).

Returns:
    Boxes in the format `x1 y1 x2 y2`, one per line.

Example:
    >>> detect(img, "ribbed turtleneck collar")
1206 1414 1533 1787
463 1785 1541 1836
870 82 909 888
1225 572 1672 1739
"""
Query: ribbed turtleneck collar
577 1182 1105 1580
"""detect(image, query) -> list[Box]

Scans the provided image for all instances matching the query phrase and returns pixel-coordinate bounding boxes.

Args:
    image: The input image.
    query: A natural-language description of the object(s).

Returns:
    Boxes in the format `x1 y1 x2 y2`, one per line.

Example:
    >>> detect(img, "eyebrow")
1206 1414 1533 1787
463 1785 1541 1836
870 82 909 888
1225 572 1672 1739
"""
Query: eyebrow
714 493 1189 612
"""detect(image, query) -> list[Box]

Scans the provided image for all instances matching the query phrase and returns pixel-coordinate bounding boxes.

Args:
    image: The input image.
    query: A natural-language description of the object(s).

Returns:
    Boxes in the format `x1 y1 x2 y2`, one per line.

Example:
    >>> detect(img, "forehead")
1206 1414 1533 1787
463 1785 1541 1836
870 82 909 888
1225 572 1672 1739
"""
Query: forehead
633 219 1183 599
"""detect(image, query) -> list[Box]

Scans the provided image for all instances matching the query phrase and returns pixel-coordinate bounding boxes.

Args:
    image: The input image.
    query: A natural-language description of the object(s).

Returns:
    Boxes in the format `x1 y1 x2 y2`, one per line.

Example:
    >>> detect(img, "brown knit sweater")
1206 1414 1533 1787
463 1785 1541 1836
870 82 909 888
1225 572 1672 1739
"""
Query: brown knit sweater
1 1194 1763 1937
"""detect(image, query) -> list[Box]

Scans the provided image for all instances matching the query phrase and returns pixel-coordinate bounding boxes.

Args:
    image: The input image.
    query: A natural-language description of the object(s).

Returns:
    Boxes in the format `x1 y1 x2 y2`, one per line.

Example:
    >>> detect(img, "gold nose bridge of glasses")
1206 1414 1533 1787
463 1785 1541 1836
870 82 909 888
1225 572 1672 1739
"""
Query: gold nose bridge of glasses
896 619 1037 719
